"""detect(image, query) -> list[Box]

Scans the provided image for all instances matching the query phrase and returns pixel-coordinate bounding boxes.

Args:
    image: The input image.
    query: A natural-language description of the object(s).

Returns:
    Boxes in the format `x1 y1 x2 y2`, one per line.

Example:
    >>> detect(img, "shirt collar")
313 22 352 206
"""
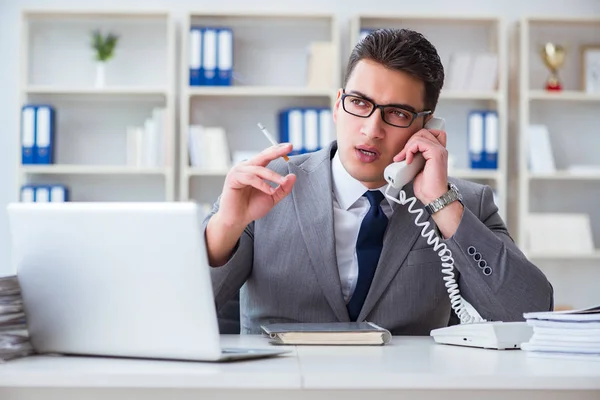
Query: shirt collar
331 151 400 211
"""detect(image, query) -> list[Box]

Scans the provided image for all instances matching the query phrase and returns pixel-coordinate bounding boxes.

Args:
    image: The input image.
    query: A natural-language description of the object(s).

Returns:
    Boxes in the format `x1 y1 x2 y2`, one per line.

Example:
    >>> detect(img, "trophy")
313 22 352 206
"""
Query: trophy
540 43 565 91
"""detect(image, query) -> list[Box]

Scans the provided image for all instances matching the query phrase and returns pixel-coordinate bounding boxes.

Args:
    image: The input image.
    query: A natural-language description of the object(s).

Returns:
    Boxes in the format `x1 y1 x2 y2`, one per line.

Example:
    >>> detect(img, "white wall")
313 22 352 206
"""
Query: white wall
1 0 599 278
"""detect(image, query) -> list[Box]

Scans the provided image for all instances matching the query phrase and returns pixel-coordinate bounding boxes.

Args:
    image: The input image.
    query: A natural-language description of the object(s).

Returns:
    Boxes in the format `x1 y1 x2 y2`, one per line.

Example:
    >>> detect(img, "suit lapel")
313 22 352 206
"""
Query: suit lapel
288 144 349 322
357 183 425 321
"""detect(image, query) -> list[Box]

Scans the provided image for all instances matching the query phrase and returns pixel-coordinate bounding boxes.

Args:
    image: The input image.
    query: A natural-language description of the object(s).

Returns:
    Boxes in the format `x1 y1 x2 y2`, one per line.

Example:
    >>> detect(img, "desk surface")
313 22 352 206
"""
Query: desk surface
1 335 599 391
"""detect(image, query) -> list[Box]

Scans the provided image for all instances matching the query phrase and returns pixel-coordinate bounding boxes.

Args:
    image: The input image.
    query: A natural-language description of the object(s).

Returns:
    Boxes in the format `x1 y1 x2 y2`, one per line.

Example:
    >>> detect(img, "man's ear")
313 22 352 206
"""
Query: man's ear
333 88 343 123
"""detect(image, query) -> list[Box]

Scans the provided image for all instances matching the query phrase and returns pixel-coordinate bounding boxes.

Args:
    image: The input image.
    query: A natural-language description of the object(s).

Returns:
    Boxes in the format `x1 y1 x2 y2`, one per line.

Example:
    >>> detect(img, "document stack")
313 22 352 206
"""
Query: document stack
521 305 600 360
0 275 34 362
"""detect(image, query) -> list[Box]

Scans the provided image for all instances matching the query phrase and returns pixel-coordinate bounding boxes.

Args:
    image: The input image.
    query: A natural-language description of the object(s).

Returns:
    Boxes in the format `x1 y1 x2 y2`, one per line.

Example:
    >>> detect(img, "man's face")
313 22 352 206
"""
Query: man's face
333 59 428 189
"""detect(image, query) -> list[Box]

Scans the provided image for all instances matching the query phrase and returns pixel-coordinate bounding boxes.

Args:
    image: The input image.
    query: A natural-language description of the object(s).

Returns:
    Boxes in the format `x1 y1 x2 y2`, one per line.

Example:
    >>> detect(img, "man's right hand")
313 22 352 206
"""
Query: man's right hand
205 143 296 266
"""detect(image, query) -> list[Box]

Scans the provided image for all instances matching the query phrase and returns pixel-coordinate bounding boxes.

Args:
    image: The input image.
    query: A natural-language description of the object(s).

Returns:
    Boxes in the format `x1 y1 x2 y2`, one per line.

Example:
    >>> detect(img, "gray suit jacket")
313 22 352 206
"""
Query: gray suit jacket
205 141 553 335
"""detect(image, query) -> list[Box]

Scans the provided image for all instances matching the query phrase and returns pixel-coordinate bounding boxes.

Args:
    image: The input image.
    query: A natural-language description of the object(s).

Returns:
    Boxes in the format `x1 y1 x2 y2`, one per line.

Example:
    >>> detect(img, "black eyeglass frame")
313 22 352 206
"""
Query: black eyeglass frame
340 89 432 128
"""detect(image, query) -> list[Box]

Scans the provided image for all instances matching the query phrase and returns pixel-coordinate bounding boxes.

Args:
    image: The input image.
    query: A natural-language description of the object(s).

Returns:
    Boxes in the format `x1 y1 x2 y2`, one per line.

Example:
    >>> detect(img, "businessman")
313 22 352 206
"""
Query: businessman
204 28 554 335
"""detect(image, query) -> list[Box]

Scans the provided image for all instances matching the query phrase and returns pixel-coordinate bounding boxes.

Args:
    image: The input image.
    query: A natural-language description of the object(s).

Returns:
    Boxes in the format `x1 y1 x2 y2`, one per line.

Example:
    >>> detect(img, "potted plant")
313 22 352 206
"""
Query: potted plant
91 30 119 88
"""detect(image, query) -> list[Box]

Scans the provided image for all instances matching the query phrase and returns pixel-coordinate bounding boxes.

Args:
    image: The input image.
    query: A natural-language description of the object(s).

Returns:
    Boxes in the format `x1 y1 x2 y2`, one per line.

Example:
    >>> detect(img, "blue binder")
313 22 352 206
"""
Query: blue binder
202 27 218 86
467 110 485 169
20 185 35 202
50 184 69 202
318 108 333 150
216 27 233 86
21 105 36 164
483 111 499 169
279 108 304 155
34 185 50 202
189 27 203 86
34 105 55 164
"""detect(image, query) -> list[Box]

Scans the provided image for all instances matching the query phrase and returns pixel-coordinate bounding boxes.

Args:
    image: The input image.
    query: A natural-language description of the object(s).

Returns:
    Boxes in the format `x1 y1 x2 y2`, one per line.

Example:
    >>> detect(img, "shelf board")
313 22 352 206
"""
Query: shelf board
358 14 500 23
440 91 500 100
524 16 600 25
528 90 600 102
23 10 170 19
187 168 230 177
527 251 600 260
25 86 169 96
21 165 169 175
529 171 600 180
187 86 334 97
450 169 500 180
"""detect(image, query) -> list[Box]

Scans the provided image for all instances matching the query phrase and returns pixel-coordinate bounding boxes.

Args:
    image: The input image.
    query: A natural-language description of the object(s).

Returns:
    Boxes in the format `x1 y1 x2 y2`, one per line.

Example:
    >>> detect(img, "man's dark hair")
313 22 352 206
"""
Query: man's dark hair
343 28 445 112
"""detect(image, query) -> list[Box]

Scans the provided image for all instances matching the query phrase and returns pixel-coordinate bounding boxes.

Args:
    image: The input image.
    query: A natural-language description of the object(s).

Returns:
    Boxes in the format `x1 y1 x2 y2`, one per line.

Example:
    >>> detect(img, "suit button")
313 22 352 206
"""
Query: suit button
467 246 476 255
478 260 487 269
482 266 493 276
473 252 482 261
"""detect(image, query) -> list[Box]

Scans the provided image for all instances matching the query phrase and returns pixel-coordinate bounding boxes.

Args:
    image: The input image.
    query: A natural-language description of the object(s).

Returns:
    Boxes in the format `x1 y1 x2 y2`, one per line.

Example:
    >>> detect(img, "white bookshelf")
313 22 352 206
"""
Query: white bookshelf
18 10 176 202
518 17 600 309
180 12 340 204
350 15 509 222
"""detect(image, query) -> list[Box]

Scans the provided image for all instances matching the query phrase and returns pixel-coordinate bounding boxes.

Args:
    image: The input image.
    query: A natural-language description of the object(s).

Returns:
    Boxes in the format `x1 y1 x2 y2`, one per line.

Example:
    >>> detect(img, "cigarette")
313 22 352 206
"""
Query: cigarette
257 123 289 161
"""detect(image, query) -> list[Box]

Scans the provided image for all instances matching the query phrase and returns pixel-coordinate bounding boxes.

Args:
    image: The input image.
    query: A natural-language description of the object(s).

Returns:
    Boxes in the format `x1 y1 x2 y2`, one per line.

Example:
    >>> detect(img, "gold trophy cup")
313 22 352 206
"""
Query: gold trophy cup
541 43 565 91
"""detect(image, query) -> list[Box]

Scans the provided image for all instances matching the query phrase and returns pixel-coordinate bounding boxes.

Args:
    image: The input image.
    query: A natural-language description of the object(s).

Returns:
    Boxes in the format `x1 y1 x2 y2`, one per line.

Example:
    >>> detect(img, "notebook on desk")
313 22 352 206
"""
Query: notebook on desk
261 322 392 345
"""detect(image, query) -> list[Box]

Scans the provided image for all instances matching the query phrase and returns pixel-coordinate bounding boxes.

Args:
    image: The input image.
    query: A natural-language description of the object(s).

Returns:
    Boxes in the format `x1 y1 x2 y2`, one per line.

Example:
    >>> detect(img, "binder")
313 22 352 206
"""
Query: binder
279 109 304 155
202 28 217 86
303 109 319 152
467 111 484 169
216 28 233 86
319 109 332 150
189 27 203 86
34 105 55 164
484 111 498 169
50 185 68 202
35 186 50 202
21 106 36 164
20 186 35 203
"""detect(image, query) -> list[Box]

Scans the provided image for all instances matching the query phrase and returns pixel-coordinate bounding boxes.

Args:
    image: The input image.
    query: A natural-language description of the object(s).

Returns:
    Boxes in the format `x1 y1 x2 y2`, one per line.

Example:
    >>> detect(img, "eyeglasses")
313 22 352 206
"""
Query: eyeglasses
340 90 432 128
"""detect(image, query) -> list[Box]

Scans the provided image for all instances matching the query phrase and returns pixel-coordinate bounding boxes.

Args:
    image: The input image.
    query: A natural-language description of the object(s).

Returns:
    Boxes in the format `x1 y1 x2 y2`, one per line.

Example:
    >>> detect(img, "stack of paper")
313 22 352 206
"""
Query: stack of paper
0 276 34 362
521 305 600 360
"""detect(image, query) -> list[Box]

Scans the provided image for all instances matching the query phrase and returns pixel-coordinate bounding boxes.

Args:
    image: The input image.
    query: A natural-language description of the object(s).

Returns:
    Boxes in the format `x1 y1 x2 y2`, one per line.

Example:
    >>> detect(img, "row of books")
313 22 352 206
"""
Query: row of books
188 125 231 171
279 108 333 156
189 26 233 86
126 107 170 167
446 52 498 92
20 185 69 202
21 105 55 165
468 110 498 169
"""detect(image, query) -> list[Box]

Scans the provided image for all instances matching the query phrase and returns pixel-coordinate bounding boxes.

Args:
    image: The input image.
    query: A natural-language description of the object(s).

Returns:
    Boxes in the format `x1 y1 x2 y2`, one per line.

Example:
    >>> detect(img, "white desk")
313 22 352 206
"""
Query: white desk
0 335 598 400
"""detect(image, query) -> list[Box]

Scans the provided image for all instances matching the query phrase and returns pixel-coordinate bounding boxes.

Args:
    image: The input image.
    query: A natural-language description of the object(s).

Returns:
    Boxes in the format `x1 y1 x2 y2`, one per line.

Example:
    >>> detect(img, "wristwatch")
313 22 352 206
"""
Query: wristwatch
424 183 462 215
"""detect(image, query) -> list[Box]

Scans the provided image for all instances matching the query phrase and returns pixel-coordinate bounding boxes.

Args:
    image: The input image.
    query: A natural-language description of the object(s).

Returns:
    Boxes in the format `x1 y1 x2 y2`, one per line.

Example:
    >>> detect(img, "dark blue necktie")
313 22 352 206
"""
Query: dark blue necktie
347 190 389 322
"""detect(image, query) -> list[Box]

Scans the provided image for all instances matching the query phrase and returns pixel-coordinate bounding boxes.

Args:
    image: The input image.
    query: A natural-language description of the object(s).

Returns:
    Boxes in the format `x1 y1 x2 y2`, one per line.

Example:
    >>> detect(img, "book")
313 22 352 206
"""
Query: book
260 321 392 346
524 304 600 322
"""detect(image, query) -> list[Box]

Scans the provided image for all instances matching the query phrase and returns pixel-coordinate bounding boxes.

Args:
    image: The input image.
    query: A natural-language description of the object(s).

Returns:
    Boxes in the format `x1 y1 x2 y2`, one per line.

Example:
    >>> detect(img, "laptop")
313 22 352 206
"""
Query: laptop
6 201 289 362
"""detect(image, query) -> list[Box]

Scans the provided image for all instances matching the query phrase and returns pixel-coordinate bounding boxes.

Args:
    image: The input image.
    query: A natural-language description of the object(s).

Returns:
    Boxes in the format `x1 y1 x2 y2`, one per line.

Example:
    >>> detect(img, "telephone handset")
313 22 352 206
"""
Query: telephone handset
382 117 534 349
383 117 445 190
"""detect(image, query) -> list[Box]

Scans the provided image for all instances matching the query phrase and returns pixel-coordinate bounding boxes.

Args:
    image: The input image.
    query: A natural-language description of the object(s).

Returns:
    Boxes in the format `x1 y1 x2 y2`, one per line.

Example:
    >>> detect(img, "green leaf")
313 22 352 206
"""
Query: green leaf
90 30 119 62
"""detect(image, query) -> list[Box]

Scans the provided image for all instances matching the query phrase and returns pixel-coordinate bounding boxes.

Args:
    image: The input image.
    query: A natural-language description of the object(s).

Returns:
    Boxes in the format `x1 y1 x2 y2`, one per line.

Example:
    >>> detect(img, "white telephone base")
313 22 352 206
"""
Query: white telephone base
430 321 533 350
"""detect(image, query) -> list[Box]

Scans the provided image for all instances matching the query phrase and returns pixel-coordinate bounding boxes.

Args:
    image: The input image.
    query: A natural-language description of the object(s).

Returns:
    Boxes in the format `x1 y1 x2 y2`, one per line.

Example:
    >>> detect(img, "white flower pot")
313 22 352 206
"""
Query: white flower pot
95 62 106 88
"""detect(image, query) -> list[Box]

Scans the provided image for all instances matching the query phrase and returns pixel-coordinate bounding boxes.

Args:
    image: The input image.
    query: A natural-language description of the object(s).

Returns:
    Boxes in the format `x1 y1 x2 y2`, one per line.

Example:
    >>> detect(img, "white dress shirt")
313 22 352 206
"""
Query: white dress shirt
331 152 400 303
